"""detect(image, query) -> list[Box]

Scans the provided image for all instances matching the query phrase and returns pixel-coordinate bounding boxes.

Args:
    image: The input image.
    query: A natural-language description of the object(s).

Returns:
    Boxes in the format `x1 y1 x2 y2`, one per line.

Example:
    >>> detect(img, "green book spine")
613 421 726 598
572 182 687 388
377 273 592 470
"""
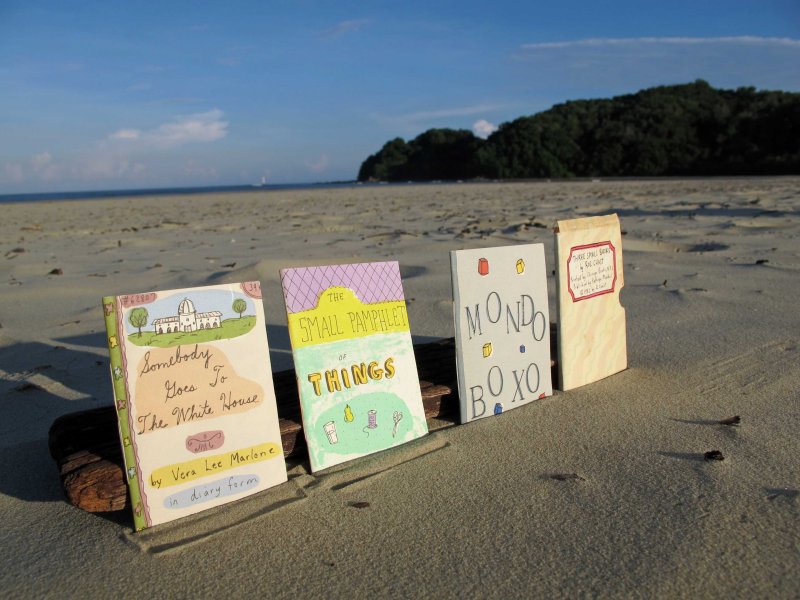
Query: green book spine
102 296 147 531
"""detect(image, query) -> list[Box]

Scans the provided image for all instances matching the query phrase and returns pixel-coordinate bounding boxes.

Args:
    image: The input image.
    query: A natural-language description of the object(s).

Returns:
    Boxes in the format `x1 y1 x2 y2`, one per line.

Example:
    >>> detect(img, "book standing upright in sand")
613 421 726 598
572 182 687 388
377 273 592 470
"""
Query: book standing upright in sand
102 282 287 530
280 262 428 472
451 244 553 423
555 214 627 390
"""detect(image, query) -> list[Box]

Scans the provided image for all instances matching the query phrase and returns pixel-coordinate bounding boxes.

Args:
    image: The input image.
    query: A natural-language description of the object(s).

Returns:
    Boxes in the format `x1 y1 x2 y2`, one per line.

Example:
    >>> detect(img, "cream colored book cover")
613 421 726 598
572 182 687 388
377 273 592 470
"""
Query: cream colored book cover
102 282 287 530
555 214 627 390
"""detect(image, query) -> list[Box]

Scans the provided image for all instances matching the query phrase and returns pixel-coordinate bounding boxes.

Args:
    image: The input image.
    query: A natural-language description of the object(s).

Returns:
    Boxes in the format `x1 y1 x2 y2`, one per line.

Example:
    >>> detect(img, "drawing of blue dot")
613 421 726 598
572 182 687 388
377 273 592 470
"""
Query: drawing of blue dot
494 403 503 415
519 344 526 353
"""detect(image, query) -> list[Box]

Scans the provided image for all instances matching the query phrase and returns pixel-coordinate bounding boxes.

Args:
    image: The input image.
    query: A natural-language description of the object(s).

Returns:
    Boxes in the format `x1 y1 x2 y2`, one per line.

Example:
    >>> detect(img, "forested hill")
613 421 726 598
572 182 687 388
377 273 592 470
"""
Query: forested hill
357 81 800 181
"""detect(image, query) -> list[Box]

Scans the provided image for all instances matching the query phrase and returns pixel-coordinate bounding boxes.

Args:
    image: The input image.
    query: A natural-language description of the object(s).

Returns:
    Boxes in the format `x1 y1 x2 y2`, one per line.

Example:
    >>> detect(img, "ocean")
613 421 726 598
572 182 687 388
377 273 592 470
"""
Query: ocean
0 181 372 204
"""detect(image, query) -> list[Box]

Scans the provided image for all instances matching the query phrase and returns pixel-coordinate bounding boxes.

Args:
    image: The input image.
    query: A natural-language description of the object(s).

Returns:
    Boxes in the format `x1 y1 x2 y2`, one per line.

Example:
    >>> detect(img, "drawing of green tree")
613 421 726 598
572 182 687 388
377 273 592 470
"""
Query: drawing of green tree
232 298 247 318
128 307 149 337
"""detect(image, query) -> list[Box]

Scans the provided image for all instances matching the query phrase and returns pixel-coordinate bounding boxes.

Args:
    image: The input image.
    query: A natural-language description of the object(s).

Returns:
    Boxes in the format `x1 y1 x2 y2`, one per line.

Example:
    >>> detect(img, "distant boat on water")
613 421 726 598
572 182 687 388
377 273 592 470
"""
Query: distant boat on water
253 176 268 187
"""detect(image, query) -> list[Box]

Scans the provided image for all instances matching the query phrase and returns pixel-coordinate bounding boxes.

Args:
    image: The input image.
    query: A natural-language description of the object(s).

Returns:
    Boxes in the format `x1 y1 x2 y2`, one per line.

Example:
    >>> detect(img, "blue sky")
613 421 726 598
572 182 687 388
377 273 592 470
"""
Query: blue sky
1 1 798 193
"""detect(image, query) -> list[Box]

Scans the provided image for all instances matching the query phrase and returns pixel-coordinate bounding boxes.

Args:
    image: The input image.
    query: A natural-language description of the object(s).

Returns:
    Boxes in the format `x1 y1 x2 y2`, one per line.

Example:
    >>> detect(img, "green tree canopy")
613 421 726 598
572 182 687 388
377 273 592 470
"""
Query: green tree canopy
232 298 247 318
358 129 483 181
128 307 148 337
357 81 800 181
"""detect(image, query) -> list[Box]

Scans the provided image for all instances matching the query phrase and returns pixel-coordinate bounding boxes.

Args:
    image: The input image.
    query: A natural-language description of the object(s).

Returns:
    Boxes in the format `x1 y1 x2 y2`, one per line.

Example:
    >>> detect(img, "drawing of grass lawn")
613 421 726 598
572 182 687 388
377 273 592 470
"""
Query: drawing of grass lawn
127 316 256 347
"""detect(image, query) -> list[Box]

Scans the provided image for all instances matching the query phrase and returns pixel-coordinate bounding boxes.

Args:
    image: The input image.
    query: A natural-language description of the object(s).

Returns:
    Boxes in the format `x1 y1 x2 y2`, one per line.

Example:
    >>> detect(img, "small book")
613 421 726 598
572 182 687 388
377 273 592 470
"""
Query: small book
554 214 627 390
102 282 287 530
451 244 553 422
280 262 428 472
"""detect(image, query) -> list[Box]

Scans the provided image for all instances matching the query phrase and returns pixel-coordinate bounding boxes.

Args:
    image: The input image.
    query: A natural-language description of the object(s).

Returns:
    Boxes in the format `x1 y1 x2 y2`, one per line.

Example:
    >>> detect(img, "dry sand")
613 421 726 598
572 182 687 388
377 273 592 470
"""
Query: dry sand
1 178 798 597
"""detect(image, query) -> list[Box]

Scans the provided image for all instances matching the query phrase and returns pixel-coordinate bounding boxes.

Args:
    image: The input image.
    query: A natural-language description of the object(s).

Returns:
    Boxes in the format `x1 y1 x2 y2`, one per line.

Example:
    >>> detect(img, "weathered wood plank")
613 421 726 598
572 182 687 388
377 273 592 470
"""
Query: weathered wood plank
50 337 461 513
49 336 557 513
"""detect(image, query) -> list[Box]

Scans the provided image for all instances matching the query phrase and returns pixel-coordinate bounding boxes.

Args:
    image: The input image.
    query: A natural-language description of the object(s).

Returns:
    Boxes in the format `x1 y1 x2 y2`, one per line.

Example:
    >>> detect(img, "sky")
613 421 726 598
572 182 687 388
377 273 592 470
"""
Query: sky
1 1 798 194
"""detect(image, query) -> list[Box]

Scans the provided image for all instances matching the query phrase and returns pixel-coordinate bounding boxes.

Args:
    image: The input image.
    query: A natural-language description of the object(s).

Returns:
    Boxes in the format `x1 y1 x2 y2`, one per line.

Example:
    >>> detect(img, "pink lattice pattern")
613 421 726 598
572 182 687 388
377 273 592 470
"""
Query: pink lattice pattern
280 261 405 314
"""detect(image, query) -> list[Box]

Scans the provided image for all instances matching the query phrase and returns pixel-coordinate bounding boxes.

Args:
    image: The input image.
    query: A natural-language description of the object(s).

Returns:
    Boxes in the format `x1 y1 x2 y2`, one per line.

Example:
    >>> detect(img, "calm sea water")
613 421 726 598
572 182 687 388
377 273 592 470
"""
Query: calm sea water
0 179 503 204
0 181 378 204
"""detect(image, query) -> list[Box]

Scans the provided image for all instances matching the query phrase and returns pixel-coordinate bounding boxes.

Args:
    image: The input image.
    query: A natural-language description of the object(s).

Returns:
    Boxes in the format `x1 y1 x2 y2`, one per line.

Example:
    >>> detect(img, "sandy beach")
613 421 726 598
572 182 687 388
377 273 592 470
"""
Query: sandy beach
1 178 798 597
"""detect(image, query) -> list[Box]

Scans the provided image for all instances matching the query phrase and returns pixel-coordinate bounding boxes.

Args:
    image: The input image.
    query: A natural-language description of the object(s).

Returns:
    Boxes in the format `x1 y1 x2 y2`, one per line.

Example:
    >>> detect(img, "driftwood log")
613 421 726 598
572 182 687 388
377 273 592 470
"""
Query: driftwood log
49 335 558 513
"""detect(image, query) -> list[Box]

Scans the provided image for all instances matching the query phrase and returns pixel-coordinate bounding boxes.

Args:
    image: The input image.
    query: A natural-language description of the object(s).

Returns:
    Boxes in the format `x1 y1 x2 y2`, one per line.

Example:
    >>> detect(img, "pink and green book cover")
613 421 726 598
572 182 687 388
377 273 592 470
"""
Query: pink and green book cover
280 262 428 472
102 282 287 530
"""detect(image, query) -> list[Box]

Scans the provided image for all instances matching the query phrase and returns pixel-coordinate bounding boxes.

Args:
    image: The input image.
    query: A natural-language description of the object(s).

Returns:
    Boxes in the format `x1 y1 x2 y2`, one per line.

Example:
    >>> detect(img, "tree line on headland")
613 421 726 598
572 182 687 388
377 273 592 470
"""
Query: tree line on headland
357 81 800 181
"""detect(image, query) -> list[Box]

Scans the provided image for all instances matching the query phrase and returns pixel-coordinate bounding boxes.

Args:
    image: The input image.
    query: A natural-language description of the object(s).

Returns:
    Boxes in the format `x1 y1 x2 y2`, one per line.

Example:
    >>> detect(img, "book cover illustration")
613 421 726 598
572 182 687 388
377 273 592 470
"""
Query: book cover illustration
451 244 553 423
280 262 428 472
555 214 627 391
102 282 287 530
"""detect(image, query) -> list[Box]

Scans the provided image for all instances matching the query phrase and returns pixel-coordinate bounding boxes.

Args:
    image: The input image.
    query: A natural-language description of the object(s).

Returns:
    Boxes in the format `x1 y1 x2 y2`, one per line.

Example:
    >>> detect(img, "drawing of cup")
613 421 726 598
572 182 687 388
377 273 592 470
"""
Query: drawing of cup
323 421 338 445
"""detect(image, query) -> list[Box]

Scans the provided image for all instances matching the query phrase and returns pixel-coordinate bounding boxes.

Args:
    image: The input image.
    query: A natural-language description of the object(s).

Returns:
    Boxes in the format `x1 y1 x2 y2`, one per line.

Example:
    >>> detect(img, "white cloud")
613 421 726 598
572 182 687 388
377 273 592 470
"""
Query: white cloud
152 109 228 145
138 64 168 73
0 153 62 185
513 34 800 97
372 103 508 133
521 36 800 51
148 96 206 106
473 119 497 139
2 162 24 183
321 19 370 38
30 152 52 170
29 152 61 180
182 160 218 178
109 109 228 148
216 57 241 67
74 149 138 182
73 155 146 180
306 154 329 173
61 61 85 72
395 104 505 122
216 45 257 67
0 110 228 191
110 129 141 140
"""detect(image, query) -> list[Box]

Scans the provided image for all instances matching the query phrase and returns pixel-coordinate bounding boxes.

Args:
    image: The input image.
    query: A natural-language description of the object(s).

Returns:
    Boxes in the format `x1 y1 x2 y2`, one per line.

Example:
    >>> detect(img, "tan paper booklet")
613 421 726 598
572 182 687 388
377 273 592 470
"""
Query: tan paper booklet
555 214 627 390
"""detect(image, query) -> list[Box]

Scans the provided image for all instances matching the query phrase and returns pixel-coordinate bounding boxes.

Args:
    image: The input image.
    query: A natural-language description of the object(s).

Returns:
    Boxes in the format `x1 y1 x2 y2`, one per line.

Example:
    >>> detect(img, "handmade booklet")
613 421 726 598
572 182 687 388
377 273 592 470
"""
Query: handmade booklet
554 214 627 390
102 282 287 530
280 262 428 472
451 244 553 423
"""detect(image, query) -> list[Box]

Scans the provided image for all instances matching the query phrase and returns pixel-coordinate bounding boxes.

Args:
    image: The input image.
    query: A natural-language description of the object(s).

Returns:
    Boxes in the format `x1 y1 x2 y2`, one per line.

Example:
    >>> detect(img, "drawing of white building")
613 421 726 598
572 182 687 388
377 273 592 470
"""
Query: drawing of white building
152 298 222 334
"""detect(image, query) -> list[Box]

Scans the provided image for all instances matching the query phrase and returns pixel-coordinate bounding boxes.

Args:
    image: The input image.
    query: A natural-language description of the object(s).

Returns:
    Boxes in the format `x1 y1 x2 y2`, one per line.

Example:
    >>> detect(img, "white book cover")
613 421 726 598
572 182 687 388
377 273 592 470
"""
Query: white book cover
451 244 553 423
